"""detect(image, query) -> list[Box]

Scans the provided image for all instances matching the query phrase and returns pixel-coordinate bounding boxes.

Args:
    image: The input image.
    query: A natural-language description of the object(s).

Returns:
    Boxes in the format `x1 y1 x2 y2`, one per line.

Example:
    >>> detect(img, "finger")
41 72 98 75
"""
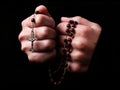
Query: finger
22 5 55 28
21 40 56 52
67 61 89 72
60 49 91 64
34 40 56 52
67 49 91 72
35 5 51 16
58 36 94 54
61 16 102 32
35 26 56 40
59 48 91 72
21 14 55 28
35 14 55 27
18 26 56 41
61 16 93 26
57 22 93 36
26 49 56 63
57 23 101 50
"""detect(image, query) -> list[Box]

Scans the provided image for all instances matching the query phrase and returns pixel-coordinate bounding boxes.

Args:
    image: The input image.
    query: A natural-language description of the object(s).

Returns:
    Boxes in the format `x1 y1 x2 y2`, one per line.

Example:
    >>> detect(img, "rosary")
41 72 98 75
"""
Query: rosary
29 12 78 86
29 13 37 52
48 20 78 86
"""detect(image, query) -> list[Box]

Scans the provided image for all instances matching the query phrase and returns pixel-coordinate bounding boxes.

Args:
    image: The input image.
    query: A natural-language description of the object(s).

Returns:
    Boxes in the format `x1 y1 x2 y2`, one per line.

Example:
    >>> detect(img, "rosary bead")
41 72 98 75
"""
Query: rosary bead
31 18 35 23
69 20 74 24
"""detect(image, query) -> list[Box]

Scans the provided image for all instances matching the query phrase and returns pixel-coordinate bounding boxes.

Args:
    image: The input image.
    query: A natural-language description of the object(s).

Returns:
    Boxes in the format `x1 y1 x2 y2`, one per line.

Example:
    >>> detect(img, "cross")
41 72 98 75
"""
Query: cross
28 28 37 52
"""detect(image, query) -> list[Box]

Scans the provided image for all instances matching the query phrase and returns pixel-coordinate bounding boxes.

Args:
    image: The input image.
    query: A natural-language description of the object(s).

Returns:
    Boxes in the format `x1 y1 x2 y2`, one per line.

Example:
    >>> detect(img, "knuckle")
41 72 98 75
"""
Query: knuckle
68 62 81 72
71 51 91 66
36 15 44 25
69 62 88 72
18 32 22 41
75 16 82 20
79 43 87 51
40 27 49 37
28 54 38 62
28 49 56 62
44 40 55 50
73 39 87 50
21 45 27 52
91 23 102 32
21 43 28 52
56 23 63 30
34 40 55 51
18 31 26 41
21 19 26 27
18 32 23 41
78 26 91 38
74 52 86 61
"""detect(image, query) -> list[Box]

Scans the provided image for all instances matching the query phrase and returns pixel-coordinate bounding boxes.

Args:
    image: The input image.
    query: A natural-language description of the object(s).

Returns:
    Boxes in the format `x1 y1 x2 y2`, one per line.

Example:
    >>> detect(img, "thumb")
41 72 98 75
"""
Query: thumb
61 17 70 22
35 5 51 16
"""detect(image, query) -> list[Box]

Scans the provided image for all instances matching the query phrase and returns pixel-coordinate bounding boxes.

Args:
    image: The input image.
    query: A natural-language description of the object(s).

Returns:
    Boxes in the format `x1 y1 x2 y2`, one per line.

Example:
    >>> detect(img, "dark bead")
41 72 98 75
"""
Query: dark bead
64 39 68 43
69 48 73 53
64 44 68 48
68 32 73 37
66 29 70 33
64 55 69 60
67 41 71 45
66 58 71 61
64 45 67 48
72 35 75 38
67 44 72 48
66 47 70 51
67 24 71 28
74 21 78 25
66 55 71 61
68 54 71 57
31 18 35 23
69 20 74 24
71 28 75 33
68 38 72 42
62 49 67 54
72 24 76 28
35 11 41 14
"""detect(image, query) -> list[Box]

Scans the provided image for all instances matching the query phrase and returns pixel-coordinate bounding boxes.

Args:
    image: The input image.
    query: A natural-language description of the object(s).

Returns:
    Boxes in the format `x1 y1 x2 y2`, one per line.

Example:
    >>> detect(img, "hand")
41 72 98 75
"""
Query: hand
57 16 101 72
18 5 56 63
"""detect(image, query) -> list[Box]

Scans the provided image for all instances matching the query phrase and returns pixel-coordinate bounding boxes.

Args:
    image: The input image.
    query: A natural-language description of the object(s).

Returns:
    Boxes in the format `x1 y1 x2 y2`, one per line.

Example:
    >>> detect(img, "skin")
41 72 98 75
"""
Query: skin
18 5 102 73
18 5 56 63
57 16 101 72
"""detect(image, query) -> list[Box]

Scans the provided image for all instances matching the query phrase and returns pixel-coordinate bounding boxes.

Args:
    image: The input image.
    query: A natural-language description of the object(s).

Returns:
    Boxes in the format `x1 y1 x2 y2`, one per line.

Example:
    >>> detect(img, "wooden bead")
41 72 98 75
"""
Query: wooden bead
31 18 35 23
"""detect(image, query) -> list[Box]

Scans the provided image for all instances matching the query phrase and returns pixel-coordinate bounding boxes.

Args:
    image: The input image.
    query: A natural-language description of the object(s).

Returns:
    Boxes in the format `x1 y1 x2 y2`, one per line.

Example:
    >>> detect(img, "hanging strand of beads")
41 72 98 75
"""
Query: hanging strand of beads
48 20 78 86
29 13 37 53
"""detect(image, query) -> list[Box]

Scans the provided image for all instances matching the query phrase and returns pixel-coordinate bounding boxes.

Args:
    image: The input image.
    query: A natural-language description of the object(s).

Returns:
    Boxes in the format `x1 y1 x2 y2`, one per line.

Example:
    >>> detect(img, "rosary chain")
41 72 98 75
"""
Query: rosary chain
49 20 78 86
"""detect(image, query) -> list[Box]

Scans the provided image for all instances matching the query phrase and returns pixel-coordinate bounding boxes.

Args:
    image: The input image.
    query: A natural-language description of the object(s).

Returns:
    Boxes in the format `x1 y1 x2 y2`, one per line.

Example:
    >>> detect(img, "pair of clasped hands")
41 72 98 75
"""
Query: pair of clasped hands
18 5 101 72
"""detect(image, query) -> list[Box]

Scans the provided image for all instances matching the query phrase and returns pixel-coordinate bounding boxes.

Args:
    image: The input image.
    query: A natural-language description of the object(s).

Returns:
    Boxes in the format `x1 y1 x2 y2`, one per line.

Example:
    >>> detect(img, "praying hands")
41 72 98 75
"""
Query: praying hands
18 5 101 73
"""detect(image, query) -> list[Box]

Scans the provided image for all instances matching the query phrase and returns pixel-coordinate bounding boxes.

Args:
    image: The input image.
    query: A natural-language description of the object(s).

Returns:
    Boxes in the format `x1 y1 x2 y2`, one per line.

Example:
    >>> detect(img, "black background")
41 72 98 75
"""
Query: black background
0 0 120 89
